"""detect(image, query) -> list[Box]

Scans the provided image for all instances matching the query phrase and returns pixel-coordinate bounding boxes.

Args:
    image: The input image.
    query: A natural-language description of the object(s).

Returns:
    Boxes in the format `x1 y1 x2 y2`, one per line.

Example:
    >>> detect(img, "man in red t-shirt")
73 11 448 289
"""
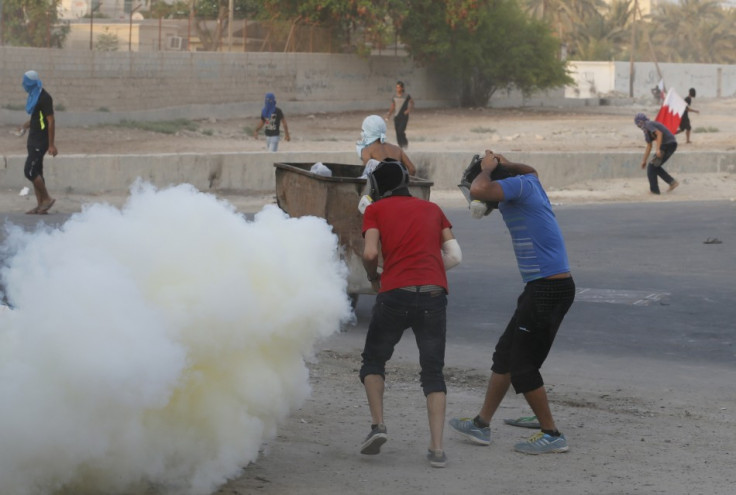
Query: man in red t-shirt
358 160 461 468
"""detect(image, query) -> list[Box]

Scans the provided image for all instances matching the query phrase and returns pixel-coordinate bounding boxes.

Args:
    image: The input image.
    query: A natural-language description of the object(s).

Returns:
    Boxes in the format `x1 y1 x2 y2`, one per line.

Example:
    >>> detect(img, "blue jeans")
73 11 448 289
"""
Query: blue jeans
360 288 447 396
266 135 280 152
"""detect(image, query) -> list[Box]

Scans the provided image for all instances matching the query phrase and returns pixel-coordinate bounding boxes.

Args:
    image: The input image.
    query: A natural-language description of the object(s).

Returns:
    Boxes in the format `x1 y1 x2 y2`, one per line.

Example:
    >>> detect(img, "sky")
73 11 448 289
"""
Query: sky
0 182 352 494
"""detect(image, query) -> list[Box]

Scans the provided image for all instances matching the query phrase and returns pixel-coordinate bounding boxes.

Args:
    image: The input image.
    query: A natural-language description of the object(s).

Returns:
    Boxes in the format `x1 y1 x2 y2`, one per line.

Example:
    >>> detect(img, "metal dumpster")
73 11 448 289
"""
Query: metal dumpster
274 162 433 305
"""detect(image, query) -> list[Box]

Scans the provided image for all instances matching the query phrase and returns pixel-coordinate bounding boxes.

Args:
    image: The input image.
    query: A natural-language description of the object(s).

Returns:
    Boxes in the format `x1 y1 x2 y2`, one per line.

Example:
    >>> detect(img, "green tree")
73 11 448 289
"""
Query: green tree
400 0 572 106
568 0 633 60
1 0 69 47
259 0 392 52
646 0 736 64
96 28 119 51
188 0 260 51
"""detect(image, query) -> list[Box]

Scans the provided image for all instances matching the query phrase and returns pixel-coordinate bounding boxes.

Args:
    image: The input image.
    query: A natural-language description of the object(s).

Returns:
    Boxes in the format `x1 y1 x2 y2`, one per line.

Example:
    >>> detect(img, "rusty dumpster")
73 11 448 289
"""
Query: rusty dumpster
274 162 433 305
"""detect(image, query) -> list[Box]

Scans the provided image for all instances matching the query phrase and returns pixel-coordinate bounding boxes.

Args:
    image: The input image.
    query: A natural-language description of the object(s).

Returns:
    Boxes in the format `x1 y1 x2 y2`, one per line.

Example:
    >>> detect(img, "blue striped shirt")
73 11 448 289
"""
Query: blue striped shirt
497 175 570 282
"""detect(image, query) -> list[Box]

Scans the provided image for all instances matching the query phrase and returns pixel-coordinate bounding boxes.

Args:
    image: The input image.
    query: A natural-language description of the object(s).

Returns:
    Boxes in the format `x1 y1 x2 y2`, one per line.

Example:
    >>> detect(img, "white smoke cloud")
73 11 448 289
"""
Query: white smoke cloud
0 182 352 495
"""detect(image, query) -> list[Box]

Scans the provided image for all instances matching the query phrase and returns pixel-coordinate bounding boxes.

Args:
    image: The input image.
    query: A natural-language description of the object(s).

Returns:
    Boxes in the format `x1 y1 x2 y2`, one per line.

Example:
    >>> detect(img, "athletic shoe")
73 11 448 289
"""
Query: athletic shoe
448 417 491 446
503 415 541 429
514 432 569 454
426 449 447 468
360 423 388 455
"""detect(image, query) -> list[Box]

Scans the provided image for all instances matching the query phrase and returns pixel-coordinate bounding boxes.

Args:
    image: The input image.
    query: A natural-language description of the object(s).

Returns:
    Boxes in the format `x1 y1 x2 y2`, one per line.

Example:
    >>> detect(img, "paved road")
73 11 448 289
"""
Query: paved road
2 200 734 366
355 200 736 366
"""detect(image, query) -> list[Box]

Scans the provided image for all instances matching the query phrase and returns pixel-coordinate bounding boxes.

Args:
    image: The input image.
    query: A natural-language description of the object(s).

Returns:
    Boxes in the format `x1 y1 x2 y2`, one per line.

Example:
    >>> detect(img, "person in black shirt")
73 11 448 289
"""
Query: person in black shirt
676 88 699 144
253 92 290 152
17 70 57 214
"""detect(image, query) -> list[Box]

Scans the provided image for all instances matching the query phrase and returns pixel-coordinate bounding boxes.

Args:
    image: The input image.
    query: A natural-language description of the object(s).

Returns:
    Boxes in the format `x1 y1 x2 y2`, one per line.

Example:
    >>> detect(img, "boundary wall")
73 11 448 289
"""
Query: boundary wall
567 61 736 99
0 47 457 116
1 47 581 126
2 151 734 196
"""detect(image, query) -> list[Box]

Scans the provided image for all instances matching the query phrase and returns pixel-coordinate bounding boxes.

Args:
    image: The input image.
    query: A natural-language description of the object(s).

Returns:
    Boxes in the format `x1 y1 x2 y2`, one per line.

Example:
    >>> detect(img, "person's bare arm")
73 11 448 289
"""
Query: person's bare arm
385 100 396 120
406 96 414 115
469 151 506 202
654 130 664 157
400 149 417 175
281 116 290 141
363 228 381 291
47 115 58 156
641 141 653 168
253 118 264 139
493 152 537 175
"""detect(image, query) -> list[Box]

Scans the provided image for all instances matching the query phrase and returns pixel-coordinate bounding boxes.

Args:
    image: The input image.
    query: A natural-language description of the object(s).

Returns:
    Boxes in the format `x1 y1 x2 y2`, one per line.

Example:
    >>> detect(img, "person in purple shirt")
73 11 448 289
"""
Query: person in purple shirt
449 150 576 455
635 112 679 194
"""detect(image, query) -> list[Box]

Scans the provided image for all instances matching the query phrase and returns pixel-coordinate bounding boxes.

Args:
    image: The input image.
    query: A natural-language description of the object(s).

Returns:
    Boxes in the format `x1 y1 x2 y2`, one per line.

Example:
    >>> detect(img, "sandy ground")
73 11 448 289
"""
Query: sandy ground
2 102 735 494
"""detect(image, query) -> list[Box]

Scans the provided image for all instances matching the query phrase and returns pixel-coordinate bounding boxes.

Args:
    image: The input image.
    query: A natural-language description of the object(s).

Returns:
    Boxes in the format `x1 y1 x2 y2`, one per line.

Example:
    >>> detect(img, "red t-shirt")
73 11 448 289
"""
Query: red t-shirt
362 196 452 293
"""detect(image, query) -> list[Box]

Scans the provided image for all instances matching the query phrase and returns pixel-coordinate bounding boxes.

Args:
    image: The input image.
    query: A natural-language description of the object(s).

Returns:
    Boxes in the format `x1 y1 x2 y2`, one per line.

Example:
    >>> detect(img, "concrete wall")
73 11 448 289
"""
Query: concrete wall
0 46 457 117
2 150 734 196
567 61 736 99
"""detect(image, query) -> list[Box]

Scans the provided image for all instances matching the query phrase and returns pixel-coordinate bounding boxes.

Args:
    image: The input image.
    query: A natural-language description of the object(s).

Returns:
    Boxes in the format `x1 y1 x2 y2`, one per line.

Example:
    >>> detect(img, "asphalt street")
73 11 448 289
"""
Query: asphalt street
2 200 734 366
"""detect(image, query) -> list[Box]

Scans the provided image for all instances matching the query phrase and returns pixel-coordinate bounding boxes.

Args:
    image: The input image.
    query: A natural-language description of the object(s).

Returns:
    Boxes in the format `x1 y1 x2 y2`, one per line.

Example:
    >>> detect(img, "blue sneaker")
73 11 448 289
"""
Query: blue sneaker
448 417 491 446
514 432 569 454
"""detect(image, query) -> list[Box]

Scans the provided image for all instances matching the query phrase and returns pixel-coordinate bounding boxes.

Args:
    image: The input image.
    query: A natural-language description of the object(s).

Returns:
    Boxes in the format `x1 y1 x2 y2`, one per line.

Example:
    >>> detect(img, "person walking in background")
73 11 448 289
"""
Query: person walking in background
254 92 290 151
635 113 679 194
385 81 413 149
676 88 699 144
356 115 417 175
449 150 575 455
359 160 461 468
17 70 57 215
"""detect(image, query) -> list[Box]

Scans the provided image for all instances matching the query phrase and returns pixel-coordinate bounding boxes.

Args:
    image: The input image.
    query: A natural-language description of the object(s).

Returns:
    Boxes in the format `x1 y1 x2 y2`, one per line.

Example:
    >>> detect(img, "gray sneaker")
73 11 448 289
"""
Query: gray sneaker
360 424 388 455
448 417 491 446
426 449 447 468
514 432 569 454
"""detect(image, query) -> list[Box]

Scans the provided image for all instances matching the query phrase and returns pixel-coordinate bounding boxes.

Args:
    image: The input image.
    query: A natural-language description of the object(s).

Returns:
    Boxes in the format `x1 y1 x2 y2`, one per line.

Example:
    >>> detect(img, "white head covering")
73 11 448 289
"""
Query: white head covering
355 115 387 158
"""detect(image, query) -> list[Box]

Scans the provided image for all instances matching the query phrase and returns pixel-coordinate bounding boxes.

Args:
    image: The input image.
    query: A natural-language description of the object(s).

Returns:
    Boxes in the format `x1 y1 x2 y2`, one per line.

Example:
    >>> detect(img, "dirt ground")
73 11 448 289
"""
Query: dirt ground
3 98 736 157
2 101 735 494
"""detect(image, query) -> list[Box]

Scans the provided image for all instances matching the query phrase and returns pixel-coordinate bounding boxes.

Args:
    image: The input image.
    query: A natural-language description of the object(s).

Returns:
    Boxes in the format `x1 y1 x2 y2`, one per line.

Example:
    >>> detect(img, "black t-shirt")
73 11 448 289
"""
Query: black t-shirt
28 89 54 147
261 107 284 137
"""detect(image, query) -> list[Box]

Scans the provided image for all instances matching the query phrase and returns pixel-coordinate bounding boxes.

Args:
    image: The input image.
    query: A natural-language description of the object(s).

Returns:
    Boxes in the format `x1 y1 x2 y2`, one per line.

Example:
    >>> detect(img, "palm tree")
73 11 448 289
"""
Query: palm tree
646 0 736 63
569 0 633 60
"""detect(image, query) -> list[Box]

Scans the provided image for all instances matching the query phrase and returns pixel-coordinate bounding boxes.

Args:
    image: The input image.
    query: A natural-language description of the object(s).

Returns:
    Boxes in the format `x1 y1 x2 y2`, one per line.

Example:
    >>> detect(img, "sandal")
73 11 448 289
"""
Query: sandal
503 416 541 429
38 198 56 214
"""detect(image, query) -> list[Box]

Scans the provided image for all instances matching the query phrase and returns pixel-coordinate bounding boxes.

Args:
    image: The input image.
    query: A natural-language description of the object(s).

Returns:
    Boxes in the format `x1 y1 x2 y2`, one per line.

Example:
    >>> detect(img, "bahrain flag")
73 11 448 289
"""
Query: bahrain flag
655 88 688 134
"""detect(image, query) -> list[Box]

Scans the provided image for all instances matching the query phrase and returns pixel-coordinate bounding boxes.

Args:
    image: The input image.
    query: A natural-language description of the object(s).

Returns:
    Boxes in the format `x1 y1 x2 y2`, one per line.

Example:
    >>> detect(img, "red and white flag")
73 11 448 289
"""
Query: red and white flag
655 88 688 134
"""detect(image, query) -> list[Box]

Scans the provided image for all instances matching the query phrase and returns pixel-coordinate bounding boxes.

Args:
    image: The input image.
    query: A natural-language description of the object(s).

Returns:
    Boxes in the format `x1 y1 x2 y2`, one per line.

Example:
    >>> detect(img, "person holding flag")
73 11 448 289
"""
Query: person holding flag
634 112 679 195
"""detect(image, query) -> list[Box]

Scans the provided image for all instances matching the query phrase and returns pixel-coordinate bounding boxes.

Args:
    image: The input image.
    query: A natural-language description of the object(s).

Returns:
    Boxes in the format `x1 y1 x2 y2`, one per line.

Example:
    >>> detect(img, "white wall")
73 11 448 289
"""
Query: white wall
567 61 736 99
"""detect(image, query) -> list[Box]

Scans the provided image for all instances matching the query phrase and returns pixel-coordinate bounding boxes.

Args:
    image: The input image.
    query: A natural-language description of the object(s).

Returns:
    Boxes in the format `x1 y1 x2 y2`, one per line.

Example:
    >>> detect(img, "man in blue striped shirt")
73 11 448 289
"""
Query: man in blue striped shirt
449 150 576 455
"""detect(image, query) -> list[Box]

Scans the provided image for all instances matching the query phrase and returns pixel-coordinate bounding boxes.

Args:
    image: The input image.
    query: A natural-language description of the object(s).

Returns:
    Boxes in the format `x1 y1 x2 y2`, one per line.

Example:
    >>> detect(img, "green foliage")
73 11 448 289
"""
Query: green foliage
113 119 199 134
95 29 119 52
647 0 736 64
1 0 70 47
400 0 572 106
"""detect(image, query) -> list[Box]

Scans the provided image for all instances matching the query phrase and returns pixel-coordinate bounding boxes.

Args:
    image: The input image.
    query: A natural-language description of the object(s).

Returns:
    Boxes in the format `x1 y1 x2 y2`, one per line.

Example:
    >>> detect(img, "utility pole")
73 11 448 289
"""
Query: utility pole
228 0 233 51
629 0 637 97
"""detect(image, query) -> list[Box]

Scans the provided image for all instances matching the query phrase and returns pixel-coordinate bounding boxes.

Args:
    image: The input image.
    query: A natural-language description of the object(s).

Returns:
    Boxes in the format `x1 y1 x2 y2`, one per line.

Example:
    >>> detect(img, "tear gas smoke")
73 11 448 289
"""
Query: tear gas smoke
0 183 352 494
